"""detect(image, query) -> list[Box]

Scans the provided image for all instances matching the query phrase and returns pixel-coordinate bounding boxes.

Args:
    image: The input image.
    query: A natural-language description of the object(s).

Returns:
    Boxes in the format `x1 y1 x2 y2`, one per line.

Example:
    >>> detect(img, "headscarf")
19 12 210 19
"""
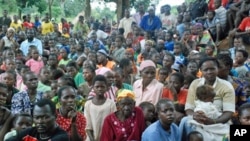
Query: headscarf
126 48 134 56
139 60 156 71
117 89 135 102
60 46 70 54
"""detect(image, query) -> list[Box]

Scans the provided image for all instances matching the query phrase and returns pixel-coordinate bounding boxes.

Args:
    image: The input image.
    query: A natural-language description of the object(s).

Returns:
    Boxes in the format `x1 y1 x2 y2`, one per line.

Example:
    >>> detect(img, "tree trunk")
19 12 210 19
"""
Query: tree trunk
18 9 22 20
85 0 91 19
48 0 54 19
116 0 123 22
60 0 65 17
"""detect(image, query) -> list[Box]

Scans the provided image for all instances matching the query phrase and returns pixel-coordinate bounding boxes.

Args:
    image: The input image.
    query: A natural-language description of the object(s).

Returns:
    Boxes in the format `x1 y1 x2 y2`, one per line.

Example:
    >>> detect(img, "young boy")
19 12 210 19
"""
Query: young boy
234 50 249 79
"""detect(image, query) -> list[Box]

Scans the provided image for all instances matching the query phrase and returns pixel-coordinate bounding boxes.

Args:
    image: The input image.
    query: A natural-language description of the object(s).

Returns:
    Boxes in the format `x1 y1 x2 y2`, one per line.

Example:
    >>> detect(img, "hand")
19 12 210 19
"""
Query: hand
193 111 206 124
67 106 77 122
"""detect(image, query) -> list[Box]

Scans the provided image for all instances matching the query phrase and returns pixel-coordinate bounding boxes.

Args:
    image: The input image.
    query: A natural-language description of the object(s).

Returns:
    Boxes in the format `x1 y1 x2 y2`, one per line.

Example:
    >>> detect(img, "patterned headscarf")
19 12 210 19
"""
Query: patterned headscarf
117 89 135 102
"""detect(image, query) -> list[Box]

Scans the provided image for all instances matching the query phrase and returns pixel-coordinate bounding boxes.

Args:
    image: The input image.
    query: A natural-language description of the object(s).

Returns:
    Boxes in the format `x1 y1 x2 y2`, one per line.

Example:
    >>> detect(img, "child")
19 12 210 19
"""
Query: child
84 75 116 141
172 42 186 72
25 47 44 76
139 101 156 127
65 61 84 87
113 67 133 91
205 44 216 57
157 67 169 85
186 60 199 78
2 71 19 109
187 131 204 141
42 90 53 99
4 113 32 141
68 44 78 61
37 67 51 92
188 85 229 141
234 50 249 79
58 47 71 66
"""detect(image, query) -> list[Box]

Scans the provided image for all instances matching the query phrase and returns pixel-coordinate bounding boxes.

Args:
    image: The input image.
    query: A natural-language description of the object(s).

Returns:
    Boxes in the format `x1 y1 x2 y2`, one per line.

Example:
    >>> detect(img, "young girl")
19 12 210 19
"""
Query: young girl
2 71 19 109
25 48 44 76
139 101 155 127
84 75 116 141
3 113 32 141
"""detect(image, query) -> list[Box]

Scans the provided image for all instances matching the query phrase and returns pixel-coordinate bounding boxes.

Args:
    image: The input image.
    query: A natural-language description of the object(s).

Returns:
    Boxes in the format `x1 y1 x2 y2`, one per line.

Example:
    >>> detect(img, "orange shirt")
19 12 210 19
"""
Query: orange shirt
97 60 116 70
162 88 188 105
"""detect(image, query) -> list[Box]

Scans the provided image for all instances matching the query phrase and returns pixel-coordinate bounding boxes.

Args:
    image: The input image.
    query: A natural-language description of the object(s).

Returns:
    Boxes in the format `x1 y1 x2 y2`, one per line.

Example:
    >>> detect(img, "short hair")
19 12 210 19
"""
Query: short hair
4 70 17 80
156 98 173 112
22 72 37 82
12 113 32 127
84 66 96 73
57 85 75 99
187 131 203 141
164 52 175 62
139 101 155 110
198 57 219 69
119 58 130 69
113 67 123 76
66 61 78 69
170 72 184 84
92 75 108 86
238 103 250 117
58 75 77 89
51 69 64 80
34 99 56 116
196 85 215 101
236 49 249 59
216 54 233 69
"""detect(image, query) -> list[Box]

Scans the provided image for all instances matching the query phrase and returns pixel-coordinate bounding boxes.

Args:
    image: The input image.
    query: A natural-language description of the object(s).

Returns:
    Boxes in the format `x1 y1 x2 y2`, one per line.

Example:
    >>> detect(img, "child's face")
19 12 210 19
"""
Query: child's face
244 86 250 97
169 75 183 92
158 70 168 83
207 12 214 20
66 66 77 78
48 56 58 66
124 51 134 61
113 72 123 86
51 82 58 96
70 45 76 53
143 105 155 122
31 49 39 60
104 72 114 86
3 73 15 87
40 69 50 83
187 62 198 75
5 59 16 71
173 45 181 54
50 48 58 54
20 68 30 76
239 108 250 125
5 50 15 59
234 38 243 48
235 52 246 64
205 46 213 56
14 116 32 131
60 49 68 59
93 81 107 97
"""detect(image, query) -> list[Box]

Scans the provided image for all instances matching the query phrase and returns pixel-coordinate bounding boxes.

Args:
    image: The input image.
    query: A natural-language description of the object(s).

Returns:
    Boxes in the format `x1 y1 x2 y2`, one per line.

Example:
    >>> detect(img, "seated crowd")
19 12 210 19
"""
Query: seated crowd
0 0 250 141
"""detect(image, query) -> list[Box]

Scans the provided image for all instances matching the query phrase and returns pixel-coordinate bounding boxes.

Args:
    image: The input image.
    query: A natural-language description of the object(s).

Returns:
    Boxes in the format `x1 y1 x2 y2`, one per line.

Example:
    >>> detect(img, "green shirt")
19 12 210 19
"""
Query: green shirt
37 81 51 92
74 72 85 87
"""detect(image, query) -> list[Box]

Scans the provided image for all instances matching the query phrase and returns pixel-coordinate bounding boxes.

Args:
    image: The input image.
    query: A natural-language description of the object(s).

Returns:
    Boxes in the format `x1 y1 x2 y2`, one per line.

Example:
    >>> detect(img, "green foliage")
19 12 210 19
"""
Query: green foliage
92 7 116 21
64 0 85 17
35 0 47 14
0 0 18 13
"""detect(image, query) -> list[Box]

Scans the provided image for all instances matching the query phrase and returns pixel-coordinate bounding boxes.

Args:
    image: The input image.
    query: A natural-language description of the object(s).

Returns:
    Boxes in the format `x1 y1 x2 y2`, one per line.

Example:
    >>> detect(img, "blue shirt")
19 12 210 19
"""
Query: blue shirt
34 21 41 28
164 41 174 51
142 120 180 141
20 38 43 56
140 15 162 32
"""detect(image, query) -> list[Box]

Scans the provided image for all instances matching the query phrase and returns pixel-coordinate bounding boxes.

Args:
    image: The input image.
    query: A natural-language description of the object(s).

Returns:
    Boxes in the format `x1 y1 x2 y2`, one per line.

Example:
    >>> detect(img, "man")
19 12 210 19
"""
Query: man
34 15 41 30
140 6 162 32
6 99 69 141
20 28 43 56
0 10 11 28
10 15 22 32
133 2 147 26
87 22 108 40
159 5 176 30
41 13 54 35
74 15 89 37
119 9 136 38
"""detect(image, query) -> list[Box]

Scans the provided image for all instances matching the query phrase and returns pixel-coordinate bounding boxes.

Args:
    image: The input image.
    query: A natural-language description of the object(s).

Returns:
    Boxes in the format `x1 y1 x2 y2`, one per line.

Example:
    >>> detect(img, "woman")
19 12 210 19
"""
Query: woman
179 57 235 141
0 28 18 52
0 83 13 141
133 60 164 106
56 86 86 141
100 89 145 141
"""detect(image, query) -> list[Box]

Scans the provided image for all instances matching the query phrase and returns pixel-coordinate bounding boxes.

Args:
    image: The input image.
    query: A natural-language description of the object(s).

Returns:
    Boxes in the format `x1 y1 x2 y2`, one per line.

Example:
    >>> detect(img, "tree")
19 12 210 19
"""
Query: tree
47 0 54 19
103 0 151 21
16 0 47 18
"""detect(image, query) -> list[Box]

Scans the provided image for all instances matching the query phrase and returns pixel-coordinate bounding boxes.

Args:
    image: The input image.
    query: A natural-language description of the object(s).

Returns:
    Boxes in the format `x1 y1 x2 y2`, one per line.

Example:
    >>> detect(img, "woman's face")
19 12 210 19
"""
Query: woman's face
141 66 156 84
239 108 250 125
205 46 214 56
117 97 135 118
200 60 218 83
83 68 94 82
124 51 134 61
59 87 76 111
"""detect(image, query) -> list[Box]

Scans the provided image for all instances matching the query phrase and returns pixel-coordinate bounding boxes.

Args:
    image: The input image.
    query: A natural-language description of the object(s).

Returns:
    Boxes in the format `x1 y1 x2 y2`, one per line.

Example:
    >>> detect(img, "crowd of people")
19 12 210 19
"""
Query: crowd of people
0 0 250 140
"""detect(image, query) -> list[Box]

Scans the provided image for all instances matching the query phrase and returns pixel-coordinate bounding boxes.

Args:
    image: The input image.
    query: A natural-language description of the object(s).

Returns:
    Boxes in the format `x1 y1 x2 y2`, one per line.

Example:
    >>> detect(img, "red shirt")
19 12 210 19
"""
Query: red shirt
238 17 250 32
208 0 228 11
162 88 188 105
23 21 34 29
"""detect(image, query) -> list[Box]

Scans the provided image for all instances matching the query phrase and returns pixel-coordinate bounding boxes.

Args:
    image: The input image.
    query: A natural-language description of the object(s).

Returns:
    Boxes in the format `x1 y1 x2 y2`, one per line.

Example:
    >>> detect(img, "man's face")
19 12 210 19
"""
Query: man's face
26 29 35 41
33 105 55 134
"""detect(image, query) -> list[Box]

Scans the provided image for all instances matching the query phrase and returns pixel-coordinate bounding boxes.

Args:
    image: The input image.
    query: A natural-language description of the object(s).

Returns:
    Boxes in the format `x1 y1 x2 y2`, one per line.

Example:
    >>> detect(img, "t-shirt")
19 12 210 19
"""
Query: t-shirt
6 127 69 141
238 17 250 32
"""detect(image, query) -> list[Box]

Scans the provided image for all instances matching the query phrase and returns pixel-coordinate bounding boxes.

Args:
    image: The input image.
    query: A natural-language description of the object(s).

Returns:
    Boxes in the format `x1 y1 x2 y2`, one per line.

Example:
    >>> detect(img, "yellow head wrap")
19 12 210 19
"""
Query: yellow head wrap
117 89 135 102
